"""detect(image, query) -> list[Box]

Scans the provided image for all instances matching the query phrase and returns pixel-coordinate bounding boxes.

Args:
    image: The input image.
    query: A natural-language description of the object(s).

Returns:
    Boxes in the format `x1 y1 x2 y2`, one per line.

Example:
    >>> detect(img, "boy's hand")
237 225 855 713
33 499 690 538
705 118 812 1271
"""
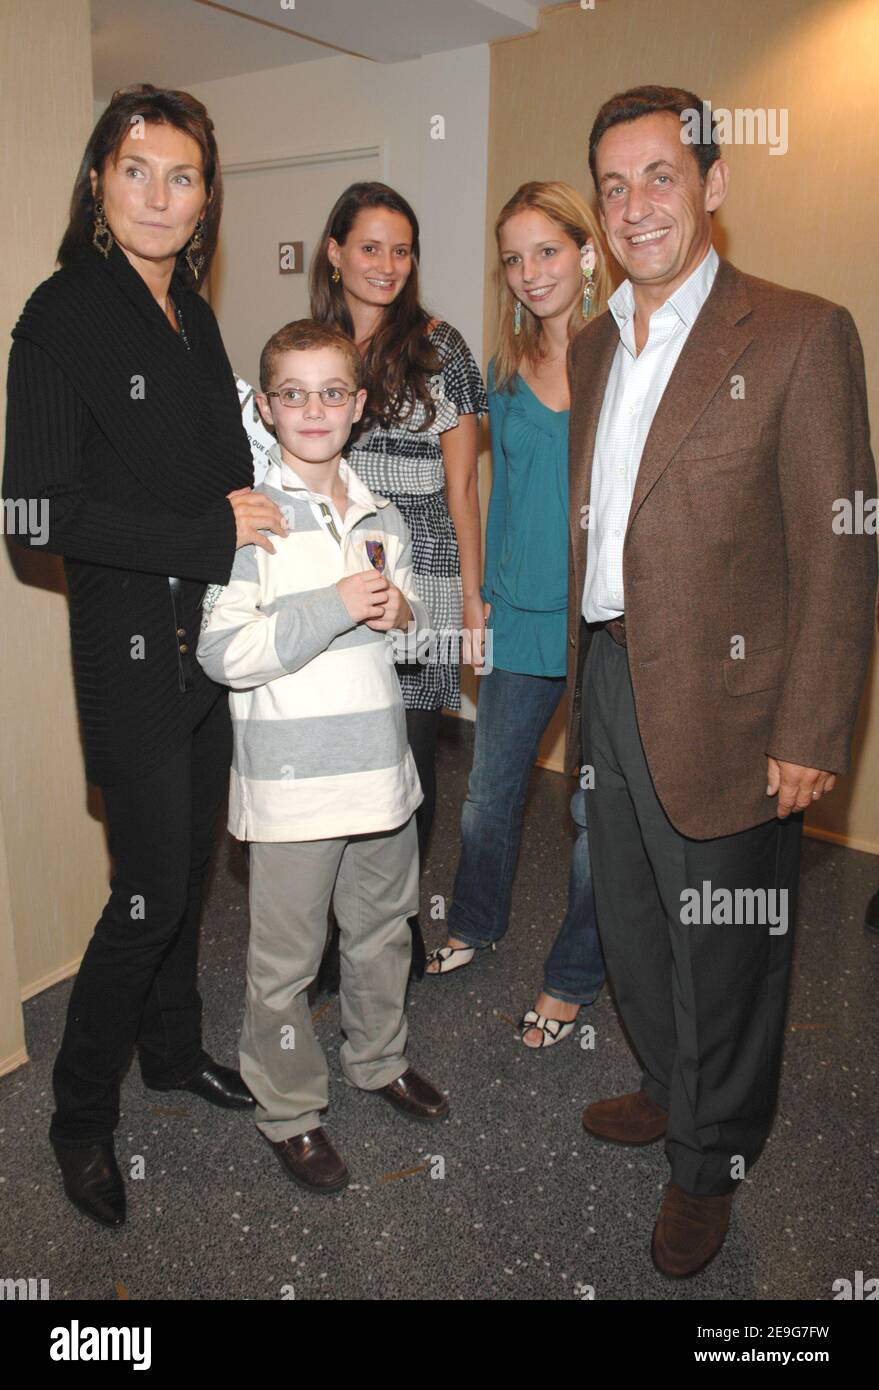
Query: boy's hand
365 582 412 632
337 570 390 623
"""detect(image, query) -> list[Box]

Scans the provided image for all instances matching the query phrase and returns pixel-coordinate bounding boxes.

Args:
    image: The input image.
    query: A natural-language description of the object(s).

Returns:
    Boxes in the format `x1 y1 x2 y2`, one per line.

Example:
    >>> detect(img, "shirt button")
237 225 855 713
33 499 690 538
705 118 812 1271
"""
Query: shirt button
176 627 186 637
179 643 189 654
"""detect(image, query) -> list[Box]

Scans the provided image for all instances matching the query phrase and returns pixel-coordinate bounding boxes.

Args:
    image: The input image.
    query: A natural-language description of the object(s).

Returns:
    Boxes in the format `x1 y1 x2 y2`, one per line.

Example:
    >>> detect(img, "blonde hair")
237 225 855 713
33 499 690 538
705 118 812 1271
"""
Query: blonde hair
492 181 609 394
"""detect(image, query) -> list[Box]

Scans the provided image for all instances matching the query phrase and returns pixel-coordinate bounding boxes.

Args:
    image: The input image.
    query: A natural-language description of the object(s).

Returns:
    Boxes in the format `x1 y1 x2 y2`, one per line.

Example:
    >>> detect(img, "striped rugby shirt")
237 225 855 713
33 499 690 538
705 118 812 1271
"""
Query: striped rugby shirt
197 443 429 842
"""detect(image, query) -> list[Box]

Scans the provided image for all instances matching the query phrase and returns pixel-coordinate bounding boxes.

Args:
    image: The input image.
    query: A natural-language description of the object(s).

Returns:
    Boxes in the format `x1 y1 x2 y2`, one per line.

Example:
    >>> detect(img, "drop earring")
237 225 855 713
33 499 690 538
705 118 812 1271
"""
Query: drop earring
92 200 114 258
331 266 341 284
513 298 522 336
580 243 596 320
185 219 205 281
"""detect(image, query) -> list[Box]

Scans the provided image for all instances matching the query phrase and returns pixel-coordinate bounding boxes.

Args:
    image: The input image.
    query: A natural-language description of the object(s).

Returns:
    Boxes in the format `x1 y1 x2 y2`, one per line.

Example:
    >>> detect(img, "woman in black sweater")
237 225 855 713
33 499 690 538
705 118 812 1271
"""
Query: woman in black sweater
3 85 285 1228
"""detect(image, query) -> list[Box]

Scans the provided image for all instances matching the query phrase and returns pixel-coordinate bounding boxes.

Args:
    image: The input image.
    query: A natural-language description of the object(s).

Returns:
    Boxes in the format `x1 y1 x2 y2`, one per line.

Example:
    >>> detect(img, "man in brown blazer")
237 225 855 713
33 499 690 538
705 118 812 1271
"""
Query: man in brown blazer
566 86 877 1278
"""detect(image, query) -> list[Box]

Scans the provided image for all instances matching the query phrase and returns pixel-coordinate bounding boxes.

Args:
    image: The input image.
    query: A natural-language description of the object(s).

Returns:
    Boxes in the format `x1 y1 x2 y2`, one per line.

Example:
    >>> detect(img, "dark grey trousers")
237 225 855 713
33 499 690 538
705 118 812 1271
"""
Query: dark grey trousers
581 627 803 1195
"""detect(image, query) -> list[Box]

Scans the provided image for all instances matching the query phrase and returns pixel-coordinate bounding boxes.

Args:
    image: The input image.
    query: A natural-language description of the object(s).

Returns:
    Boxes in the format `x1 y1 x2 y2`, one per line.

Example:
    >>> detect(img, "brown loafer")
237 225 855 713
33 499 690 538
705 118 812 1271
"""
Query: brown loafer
582 1089 667 1145
372 1068 449 1122
262 1126 350 1194
651 1182 735 1278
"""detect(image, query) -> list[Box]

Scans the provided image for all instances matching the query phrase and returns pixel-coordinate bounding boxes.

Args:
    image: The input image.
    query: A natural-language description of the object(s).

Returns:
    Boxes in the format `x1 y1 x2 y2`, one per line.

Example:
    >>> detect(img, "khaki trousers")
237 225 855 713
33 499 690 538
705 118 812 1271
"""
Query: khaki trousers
240 815 418 1141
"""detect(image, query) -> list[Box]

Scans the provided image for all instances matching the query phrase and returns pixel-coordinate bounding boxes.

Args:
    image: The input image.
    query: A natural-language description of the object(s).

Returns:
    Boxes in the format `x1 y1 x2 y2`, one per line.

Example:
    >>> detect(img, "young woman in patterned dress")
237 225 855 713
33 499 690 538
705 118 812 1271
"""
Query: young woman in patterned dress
310 182 487 979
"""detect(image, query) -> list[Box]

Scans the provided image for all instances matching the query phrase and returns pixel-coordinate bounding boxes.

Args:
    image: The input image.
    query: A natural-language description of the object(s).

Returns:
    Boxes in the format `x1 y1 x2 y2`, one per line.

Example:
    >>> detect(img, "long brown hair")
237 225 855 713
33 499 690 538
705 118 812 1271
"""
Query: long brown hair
492 181 610 394
57 83 223 290
309 182 441 430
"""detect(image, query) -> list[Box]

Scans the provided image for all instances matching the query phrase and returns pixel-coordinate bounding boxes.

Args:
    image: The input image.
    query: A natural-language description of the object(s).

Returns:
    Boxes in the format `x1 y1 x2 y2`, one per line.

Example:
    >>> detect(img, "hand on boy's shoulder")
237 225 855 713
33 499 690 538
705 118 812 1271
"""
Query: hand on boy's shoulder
227 484 288 554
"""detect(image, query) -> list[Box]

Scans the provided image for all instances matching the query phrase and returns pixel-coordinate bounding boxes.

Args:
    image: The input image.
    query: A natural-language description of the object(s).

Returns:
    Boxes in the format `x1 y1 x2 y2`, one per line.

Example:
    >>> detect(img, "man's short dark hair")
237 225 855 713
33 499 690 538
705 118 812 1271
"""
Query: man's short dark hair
588 85 720 193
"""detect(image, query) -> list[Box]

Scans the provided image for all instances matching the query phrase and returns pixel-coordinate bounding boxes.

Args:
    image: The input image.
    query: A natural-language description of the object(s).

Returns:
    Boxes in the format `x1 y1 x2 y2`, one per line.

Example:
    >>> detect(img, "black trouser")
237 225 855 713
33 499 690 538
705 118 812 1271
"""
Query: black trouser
582 628 803 1196
50 692 232 1145
404 707 441 863
403 706 439 976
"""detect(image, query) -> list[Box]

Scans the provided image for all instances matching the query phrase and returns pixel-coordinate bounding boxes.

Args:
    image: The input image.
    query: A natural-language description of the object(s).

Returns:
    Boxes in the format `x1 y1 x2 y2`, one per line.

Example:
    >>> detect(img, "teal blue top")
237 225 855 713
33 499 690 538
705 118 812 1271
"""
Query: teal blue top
480 357 569 677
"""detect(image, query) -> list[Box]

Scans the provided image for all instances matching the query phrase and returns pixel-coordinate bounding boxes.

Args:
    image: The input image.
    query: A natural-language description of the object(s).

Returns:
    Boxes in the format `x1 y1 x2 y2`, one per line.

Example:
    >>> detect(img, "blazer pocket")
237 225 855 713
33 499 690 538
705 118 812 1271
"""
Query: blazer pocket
677 423 763 460
723 642 785 695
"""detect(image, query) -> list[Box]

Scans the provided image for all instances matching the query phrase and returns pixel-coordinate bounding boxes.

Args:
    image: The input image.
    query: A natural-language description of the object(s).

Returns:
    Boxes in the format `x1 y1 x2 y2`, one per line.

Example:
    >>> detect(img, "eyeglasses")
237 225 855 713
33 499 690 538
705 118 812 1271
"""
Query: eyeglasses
264 387 358 409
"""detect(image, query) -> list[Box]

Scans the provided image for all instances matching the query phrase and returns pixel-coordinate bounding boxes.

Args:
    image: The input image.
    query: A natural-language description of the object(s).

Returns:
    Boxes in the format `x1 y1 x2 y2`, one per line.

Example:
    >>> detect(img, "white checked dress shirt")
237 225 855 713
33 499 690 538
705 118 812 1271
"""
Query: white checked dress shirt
581 244 720 623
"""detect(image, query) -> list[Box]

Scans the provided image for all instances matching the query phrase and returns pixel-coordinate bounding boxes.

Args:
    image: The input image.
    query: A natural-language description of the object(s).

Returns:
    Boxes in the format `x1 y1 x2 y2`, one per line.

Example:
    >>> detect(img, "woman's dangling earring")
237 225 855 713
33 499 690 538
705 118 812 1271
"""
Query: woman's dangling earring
92 200 114 258
331 266 341 284
513 297 522 336
580 242 596 320
185 219 205 281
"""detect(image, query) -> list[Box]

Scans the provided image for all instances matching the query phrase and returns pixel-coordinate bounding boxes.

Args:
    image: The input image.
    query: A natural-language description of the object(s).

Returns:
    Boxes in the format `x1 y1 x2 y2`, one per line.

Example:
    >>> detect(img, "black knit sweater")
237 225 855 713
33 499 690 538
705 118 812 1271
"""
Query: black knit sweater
3 241 254 786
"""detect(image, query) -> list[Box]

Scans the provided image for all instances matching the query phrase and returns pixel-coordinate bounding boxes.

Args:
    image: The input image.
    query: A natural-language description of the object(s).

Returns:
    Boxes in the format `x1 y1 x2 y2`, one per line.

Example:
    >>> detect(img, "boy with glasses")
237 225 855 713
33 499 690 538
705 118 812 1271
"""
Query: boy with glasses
198 320 448 1194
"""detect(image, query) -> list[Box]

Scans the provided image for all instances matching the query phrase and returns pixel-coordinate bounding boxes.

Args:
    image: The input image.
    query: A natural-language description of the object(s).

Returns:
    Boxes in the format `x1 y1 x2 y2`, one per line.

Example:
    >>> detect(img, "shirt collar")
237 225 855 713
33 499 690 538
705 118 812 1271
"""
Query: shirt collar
266 441 389 511
608 243 719 334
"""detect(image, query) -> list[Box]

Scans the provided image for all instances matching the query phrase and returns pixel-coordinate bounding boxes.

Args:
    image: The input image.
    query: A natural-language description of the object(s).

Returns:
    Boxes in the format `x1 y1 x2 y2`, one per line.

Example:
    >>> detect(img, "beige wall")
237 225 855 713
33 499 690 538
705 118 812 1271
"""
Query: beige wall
0 0 108 1073
487 0 879 853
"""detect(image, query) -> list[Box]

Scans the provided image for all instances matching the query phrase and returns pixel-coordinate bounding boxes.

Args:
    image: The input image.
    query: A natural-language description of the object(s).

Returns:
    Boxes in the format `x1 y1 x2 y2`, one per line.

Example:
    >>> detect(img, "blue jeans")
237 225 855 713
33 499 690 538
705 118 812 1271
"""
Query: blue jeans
447 667 605 1006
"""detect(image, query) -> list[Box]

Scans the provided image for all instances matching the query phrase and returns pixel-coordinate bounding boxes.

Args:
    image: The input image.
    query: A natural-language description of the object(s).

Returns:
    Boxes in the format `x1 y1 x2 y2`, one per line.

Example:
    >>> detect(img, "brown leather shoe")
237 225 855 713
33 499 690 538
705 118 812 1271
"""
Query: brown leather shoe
262 1126 350 1194
372 1068 449 1122
651 1182 735 1278
582 1089 667 1145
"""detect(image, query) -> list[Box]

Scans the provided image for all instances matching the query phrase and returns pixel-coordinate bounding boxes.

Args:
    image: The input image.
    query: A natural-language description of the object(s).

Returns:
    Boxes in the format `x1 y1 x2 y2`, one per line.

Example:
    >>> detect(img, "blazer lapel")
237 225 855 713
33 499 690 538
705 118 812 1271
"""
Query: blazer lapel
568 313 618 558
627 258 756 525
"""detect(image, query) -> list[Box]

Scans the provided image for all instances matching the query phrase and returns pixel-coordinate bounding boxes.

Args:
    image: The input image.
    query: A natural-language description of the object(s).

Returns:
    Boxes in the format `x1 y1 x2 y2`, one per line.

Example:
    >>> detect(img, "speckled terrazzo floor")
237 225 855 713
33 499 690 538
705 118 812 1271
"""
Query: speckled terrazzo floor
1 724 877 1301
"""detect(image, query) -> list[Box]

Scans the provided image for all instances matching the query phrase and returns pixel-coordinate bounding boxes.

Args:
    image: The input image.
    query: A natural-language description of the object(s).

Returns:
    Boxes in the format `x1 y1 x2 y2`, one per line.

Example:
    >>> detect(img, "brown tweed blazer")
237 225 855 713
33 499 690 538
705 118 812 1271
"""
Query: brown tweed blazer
565 256 877 839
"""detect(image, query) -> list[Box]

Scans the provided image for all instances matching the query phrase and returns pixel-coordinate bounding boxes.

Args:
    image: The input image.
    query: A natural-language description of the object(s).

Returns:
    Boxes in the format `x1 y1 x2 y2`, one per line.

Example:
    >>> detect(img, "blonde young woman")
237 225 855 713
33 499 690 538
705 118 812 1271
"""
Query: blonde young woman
426 183 607 1048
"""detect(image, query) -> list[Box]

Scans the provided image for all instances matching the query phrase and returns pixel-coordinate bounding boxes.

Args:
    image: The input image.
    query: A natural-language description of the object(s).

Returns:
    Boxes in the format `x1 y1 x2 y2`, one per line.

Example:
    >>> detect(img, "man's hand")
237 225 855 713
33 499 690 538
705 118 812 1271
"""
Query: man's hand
227 487 288 554
337 570 389 624
766 757 837 817
365 581 412 632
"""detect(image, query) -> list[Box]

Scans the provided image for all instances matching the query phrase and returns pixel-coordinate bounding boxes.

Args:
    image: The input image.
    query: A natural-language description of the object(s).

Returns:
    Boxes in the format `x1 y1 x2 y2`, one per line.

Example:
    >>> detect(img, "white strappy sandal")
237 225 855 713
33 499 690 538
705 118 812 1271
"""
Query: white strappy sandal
424 942 495 976
519 1009 578 1049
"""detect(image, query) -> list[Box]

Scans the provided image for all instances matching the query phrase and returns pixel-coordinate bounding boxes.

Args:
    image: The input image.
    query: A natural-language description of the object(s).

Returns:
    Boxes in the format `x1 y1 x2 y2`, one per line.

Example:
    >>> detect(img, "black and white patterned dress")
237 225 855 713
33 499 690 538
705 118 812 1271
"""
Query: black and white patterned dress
347 320 488 711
